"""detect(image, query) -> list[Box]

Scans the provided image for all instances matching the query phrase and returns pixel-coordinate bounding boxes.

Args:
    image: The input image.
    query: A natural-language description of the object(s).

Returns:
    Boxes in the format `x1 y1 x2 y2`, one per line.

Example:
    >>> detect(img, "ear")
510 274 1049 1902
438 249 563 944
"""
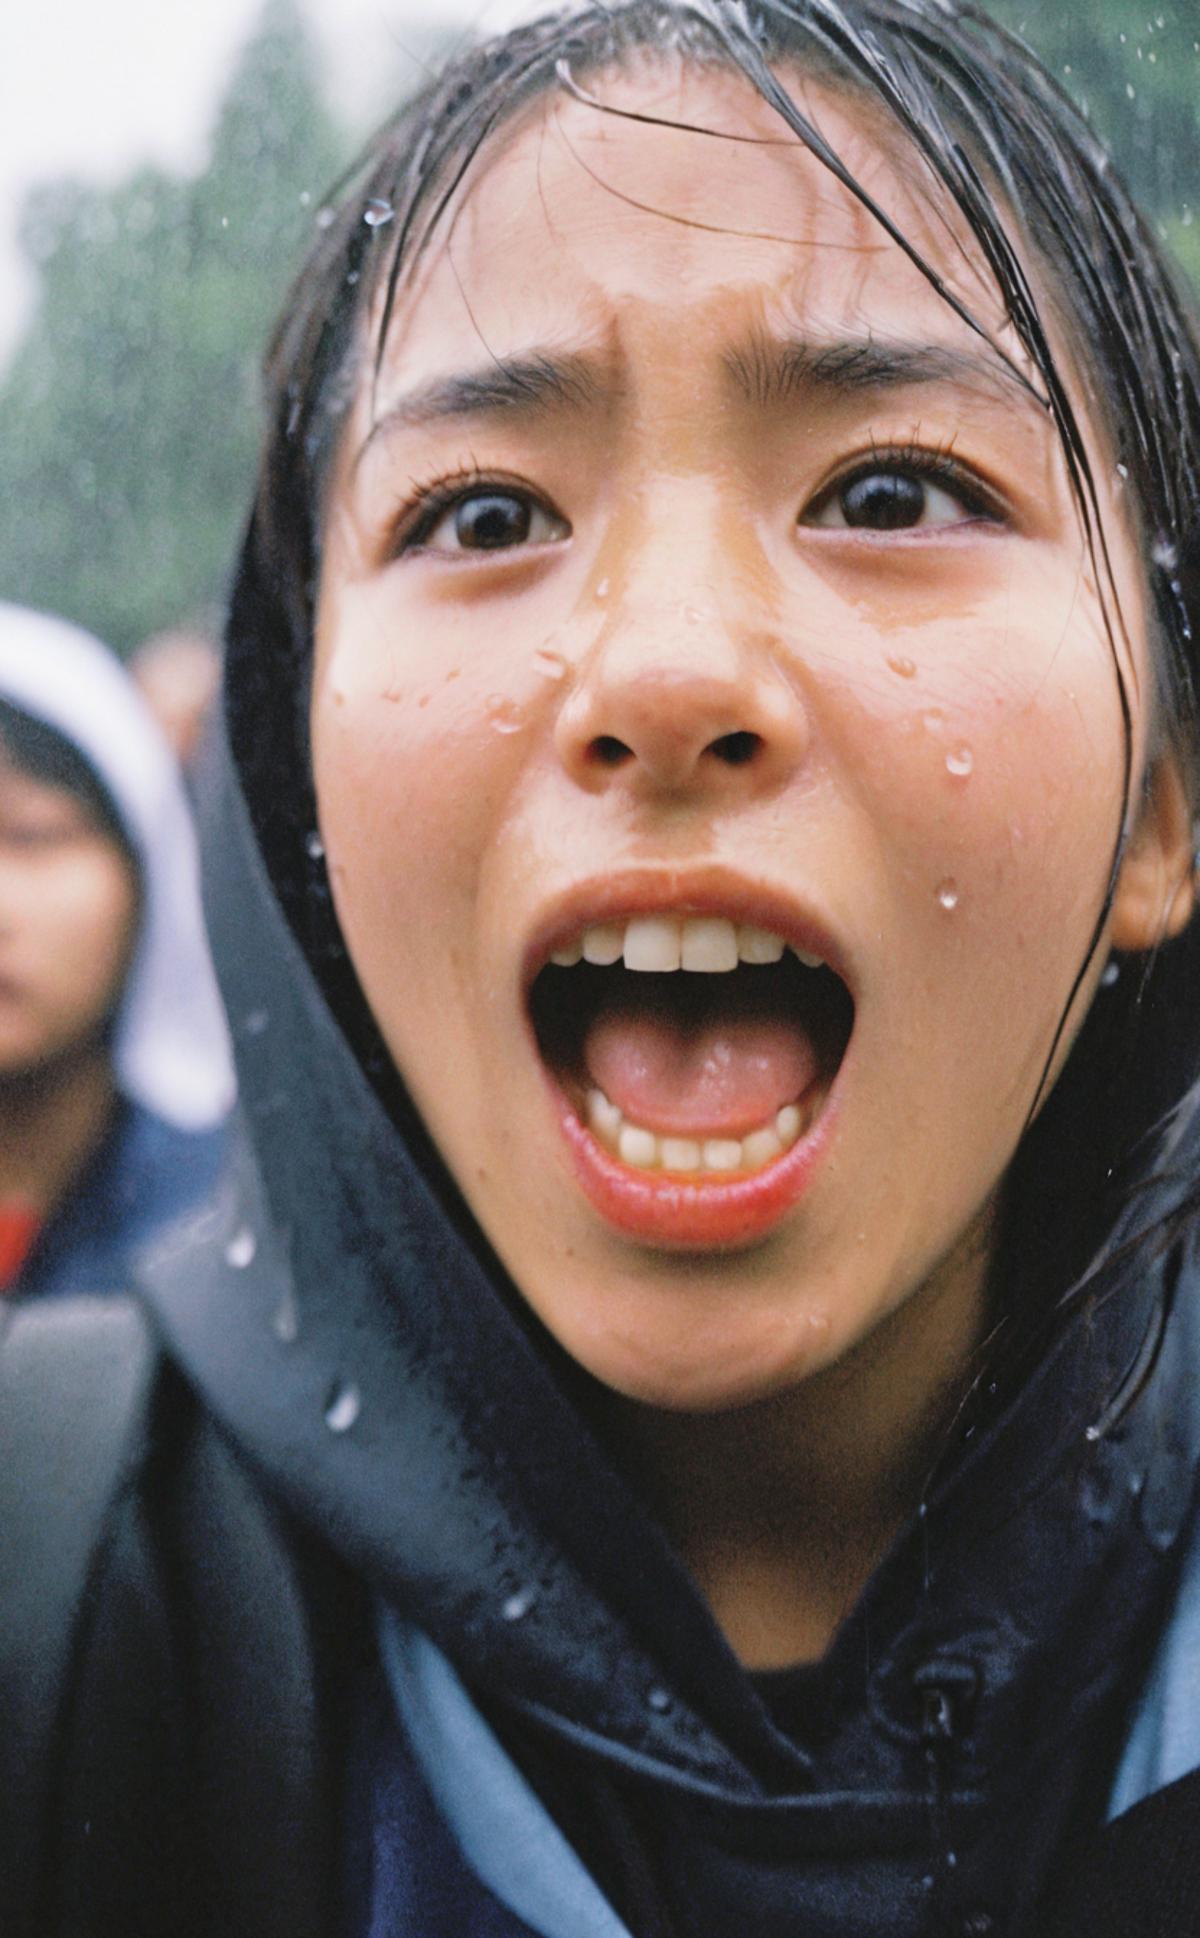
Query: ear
1110 757 1196 951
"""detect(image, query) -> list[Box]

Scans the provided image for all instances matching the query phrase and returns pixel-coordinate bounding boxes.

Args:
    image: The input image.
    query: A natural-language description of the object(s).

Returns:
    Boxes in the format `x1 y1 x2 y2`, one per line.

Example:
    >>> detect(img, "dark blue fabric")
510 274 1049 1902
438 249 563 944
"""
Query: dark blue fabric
15 1098 225 1300
346 1680 541 1938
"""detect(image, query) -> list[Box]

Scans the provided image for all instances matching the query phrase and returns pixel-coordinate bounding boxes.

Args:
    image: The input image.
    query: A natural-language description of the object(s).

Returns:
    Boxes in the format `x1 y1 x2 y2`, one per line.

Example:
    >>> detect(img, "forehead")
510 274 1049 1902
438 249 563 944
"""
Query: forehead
374 60 1032 393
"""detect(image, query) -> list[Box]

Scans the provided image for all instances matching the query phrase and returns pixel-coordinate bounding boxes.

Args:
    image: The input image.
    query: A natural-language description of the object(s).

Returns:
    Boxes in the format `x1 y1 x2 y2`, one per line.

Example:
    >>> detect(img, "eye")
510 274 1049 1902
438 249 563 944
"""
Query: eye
405 486 569 556
805 458 999 533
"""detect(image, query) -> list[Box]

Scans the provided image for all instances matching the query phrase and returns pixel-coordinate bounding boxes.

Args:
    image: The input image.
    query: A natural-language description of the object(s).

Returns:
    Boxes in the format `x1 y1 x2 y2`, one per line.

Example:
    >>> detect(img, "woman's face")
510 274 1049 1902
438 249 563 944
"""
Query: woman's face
0 753 138 1078
312 64 1185 1410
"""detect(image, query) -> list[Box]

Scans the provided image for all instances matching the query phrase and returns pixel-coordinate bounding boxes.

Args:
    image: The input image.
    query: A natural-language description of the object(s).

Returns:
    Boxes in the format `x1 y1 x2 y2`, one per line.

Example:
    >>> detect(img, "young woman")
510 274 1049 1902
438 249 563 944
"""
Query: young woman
0 605 232 1298
11 3 1200 1933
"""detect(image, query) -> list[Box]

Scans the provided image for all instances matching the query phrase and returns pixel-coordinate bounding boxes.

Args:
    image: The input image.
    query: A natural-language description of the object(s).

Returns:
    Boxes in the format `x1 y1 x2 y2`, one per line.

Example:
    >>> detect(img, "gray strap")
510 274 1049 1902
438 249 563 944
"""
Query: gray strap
0 1295 158 1937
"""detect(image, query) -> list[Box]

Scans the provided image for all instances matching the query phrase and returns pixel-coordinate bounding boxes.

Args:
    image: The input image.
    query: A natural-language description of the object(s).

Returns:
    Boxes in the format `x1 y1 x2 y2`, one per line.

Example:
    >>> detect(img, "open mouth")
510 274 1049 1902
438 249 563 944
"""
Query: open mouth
529 913 854 1213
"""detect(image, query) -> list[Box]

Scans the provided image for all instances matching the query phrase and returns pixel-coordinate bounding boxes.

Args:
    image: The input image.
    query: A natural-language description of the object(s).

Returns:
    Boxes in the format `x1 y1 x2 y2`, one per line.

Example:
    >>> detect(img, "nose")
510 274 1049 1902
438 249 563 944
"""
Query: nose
554 587 809 799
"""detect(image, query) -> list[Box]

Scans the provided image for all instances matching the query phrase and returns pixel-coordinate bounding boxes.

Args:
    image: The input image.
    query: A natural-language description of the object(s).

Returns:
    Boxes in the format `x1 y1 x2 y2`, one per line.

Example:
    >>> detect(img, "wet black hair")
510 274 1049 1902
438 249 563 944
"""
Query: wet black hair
0 698 133 863
226 0 1200 1368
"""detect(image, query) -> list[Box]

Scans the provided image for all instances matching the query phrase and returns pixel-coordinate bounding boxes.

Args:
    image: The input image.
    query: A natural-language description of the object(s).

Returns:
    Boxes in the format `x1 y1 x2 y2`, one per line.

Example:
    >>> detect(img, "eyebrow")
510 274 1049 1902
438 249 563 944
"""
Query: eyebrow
358 329 1049 465
358 352 604 464
724 333 1048 416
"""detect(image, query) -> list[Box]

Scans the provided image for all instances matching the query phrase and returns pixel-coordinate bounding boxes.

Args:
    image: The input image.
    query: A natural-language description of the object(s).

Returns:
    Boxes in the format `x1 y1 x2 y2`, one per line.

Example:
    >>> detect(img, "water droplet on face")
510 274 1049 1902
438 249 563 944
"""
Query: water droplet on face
1115 462 1129 480
533 649 566 681
225 1227 257 1270
486 696 524 735
682 605 703 627
1101 959 1121 987
886 653 917 679
594 577 609 601
922 707 945 734
324 1381 362 1433
306 830 325 861
945 745 974 778
501 1586 537 1621
363 198 394 229
936 879 960 911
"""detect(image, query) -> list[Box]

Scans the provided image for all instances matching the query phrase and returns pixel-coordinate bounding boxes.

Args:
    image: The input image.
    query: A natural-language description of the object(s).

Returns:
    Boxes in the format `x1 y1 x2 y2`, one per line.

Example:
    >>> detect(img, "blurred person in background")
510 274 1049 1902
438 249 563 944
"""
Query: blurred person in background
0 604 233 1298
129 627 222 770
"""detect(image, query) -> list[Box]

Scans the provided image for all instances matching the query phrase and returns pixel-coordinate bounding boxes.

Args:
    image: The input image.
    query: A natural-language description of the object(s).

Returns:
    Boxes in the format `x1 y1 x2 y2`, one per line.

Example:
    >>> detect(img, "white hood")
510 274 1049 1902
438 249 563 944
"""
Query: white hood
0 603 234 1131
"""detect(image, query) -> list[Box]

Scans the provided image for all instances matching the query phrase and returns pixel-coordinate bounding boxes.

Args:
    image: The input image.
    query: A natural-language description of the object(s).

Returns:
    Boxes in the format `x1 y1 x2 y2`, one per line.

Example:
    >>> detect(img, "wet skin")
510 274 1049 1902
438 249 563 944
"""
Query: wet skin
0 759 137 1077
311 64 1191 1440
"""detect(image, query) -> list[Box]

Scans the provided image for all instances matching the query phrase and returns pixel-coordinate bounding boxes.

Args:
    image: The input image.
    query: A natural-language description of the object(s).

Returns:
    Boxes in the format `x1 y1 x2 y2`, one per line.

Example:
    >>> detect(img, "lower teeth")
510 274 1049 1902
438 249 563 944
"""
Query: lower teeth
586 1088 804 1175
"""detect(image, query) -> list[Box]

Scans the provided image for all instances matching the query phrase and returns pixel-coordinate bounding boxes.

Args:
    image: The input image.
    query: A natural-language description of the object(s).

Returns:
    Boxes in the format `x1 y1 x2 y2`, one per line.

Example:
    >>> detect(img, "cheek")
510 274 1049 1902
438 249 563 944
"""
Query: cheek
38 854 138 1016
816 605 1124 924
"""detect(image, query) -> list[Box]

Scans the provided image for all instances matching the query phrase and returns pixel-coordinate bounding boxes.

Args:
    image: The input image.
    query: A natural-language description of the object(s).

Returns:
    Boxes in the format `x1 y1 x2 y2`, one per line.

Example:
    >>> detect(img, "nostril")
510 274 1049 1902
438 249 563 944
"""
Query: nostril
709 731 761 767
590 735 633 767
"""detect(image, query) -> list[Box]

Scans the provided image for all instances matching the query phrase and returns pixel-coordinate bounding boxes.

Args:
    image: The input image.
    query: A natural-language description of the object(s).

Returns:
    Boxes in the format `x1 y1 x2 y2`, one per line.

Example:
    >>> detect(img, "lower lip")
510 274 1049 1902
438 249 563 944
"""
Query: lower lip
554 1083 838 1249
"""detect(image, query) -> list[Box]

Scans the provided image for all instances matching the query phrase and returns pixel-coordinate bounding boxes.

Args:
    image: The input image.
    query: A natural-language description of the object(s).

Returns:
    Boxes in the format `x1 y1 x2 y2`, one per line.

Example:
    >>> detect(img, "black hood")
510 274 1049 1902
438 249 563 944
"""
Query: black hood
137 512 1200 1932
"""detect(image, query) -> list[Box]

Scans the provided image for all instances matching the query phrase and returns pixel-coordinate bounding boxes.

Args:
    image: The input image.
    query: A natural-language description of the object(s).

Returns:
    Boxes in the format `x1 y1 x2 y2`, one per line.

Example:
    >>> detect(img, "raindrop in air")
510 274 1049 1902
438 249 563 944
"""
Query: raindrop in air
363 198 395 229
1152 535 1179 571
646 1685 673 1713
945 745 974 778
225 1227 257 1270
502 1585 537 1621
306 830 325 861
316 206 335 230
273 1286 300 1344
324 1381 362 1433
886 653 917 679
1101 959 1121 988
936 879 960 911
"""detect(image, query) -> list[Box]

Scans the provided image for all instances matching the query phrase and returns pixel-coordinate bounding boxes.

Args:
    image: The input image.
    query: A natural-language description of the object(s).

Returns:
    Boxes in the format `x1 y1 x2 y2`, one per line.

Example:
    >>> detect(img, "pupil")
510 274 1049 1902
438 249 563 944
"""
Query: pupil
841 472 926 530
455 493 531 549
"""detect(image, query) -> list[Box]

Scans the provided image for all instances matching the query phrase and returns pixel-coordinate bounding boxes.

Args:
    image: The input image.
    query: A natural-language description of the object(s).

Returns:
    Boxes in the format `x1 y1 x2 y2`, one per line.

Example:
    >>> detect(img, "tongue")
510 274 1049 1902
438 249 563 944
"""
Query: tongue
583 996 819 1137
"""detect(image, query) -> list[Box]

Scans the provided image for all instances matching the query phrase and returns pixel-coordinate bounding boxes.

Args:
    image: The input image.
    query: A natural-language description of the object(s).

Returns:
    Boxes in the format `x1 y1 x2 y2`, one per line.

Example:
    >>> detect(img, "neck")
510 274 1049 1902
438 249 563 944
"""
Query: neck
0 1045 119 1216
608 1202 997 1669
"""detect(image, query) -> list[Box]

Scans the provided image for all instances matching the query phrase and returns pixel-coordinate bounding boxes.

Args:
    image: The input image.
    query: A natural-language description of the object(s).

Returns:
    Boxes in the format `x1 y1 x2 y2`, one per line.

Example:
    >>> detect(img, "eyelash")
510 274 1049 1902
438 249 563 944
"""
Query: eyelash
390 438 1005 558
811 438 1004 523
394 464 550 553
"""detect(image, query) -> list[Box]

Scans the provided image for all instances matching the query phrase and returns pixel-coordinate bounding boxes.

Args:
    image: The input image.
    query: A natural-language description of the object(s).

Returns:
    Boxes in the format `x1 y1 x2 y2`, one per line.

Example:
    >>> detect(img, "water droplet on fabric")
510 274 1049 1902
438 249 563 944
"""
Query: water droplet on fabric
502 1586 537 1621
886 653 917 679
316 206 335 230
225 1227 257 1270
487 696 523 735
298 190 312 208
936 879 960 911
363 198 394 229
306 830 325 861
1126 81 1136 97
324 1381 362 1433
272 1287 299 1344
945 746 974 778
243 1008 269 1036
1085 1423 1102 1443
646 1686 673 1713
1152 535 1179 571
1101 960 1121 988
533 649 566 681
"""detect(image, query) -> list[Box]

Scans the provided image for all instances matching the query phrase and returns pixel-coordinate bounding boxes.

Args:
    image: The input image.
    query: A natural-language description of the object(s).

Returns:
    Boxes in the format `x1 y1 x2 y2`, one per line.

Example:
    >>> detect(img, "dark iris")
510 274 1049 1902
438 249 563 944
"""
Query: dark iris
840 471 928 529
454 491 532 549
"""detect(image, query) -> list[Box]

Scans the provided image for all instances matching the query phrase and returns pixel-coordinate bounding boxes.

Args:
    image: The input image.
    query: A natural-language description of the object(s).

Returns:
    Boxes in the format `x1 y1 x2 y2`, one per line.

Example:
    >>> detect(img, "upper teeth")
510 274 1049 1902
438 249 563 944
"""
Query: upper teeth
550 916 822 972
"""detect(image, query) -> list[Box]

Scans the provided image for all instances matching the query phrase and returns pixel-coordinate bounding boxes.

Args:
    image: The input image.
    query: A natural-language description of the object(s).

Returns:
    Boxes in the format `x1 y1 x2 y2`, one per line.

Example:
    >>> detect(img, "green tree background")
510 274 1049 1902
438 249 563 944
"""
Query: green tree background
0 0 1196 657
